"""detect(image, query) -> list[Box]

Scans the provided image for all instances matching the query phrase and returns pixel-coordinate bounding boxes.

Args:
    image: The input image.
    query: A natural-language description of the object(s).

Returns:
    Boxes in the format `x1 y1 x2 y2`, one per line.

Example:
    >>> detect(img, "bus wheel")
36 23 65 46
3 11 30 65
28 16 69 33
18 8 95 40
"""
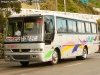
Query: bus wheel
50 50 58 65
20 61 29 66
81 47 87 59
76 47 87 60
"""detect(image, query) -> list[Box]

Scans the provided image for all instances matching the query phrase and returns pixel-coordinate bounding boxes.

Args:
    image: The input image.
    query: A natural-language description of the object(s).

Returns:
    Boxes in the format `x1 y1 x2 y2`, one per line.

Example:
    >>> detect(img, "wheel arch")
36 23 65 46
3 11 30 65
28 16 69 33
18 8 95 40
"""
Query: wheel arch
84 45 88 54
55 47 61 60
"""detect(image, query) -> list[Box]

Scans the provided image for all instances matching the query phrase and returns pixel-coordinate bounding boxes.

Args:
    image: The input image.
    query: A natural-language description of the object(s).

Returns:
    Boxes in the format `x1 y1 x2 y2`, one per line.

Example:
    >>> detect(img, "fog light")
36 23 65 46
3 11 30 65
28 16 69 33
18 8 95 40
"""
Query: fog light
30 49 43 52
5 55 10 61
33 55 38 57
40 49 43 51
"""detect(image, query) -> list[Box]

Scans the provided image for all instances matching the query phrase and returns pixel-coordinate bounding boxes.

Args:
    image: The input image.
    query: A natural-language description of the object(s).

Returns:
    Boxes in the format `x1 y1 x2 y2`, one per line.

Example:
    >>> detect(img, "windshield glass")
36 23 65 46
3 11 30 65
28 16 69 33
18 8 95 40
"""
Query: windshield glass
5 16 43 42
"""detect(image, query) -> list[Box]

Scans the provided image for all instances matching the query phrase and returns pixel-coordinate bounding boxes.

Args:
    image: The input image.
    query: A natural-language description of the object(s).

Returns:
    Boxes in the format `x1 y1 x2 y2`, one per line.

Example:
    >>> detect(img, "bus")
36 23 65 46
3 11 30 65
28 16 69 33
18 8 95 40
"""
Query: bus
4 9 99 66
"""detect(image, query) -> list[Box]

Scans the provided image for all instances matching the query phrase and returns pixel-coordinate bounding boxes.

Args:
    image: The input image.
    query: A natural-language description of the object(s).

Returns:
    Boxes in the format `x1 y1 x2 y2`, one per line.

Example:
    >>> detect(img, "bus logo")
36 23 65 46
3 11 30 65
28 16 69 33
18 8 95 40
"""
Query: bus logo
8 45 18 48
19 49 22 53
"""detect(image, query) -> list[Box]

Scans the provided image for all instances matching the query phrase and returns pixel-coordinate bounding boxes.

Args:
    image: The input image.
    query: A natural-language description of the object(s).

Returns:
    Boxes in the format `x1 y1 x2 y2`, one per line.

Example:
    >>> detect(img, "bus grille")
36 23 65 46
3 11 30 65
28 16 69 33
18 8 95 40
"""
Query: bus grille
12 49 30 52
12 55 30 60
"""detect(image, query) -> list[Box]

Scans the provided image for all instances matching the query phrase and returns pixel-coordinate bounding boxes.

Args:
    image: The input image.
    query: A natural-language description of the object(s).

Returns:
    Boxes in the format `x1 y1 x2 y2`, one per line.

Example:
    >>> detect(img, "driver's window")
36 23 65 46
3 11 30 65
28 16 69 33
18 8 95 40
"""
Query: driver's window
7 24 13 36
8 21 22 37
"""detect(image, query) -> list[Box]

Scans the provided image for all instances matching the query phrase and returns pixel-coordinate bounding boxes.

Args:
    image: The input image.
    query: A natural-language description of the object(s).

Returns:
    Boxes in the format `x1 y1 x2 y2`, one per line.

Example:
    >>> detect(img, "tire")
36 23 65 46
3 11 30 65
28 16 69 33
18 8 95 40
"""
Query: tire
76 47 87 60
50 50 58 65
81 47 87 59
20 61 29 66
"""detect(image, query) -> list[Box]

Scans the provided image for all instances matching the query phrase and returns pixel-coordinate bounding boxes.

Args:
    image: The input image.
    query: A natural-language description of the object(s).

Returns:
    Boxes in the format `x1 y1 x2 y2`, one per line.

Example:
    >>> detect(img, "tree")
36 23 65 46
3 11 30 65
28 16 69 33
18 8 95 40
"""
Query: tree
97 19 100 31
0 0 21 33
40 0 55 10
0 13 6 33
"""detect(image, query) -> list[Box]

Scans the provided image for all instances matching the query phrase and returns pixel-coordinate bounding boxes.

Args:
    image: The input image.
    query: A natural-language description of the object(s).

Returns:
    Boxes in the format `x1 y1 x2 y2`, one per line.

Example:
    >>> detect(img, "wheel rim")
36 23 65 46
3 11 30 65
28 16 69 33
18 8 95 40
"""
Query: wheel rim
83 48 87 58
52 51 58 64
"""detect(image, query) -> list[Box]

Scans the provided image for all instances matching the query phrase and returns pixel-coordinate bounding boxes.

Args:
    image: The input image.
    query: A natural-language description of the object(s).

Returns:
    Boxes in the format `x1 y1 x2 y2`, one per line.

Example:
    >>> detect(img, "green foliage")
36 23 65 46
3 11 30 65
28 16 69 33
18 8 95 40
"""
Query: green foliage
0 0 21 14
68 6 78 13
89 0 100 8
0 0 21 33
86 4 98 14
40 0 98 14
40 0 55 10
0 12 6 33
97 19 100 31
58 2 64 11
10 1 21 13
27 0 33 5
66 0 78 13
57 0 78 12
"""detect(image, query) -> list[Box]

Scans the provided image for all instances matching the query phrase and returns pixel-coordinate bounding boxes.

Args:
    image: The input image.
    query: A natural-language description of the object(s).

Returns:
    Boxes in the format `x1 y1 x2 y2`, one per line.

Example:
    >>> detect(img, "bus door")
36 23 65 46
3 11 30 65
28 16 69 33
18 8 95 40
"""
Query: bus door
44 15 55 58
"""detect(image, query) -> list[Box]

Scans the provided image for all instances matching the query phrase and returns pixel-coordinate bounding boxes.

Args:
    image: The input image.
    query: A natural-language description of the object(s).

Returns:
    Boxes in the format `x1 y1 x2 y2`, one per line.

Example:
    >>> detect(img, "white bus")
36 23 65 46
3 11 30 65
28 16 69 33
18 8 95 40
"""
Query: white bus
4 10 98 66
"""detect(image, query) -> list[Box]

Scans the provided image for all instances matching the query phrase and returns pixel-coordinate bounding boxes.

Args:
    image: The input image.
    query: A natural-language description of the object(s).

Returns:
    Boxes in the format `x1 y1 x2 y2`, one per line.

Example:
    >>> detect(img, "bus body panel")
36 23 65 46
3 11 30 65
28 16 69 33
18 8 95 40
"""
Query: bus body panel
4 10 99 65
4 43 46 62
51 33 98 59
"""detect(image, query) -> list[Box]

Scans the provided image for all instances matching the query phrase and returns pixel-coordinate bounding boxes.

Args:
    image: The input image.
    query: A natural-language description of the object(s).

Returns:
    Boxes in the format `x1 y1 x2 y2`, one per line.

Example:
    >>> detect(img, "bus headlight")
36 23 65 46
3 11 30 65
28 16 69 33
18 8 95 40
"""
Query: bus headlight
30 49 43 52
5 49 11 52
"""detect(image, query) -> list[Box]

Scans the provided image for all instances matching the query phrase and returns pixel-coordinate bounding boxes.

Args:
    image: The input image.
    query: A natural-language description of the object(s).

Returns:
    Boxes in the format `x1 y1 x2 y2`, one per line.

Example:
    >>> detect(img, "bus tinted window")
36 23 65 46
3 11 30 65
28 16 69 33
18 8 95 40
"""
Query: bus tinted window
77 21 85 33
56 18 67 33
91 23 97 33
67 19 77 33
44 16 55 33
85 22 91 33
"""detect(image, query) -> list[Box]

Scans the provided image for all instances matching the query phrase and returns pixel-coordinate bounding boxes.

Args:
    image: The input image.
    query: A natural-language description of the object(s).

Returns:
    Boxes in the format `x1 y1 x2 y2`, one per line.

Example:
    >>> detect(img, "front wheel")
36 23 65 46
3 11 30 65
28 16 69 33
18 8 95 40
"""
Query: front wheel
20 61 29 66
50 50 58 65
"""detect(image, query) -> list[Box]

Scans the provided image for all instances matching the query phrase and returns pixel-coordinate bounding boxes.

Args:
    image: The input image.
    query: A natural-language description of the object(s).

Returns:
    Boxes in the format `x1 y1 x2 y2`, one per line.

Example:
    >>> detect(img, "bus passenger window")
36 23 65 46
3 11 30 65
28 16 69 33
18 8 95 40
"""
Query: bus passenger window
85 22 91 33
67 19 77 33
91 23 97 33
77 21 85 33
56 18 68 33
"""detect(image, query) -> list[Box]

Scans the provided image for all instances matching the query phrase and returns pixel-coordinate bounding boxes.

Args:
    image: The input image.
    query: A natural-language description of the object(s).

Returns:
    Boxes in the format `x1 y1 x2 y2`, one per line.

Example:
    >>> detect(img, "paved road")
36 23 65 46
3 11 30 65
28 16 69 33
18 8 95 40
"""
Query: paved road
0 52 100 75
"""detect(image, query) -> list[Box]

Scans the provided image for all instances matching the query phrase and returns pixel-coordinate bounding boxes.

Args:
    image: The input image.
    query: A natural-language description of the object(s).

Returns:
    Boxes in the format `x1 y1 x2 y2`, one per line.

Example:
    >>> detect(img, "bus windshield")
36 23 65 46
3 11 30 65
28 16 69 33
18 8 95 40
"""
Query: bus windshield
5 16 43 42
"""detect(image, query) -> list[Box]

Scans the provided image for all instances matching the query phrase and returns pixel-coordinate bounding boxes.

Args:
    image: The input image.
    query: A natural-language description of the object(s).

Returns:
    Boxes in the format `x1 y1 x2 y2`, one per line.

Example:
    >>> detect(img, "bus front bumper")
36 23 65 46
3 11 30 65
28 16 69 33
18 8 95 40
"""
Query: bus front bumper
5 52 45 62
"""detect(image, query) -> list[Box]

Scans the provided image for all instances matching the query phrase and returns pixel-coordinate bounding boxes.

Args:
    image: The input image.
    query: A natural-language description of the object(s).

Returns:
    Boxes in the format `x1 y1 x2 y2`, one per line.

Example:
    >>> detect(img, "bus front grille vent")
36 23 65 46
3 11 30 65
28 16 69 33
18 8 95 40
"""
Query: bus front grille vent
12 55 30 60
12 49 30 52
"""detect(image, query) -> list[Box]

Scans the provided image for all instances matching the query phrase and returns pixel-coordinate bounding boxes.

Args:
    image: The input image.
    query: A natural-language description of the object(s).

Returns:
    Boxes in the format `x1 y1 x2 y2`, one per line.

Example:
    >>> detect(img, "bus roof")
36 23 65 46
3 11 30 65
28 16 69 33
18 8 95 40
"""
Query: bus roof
9 9 99 23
